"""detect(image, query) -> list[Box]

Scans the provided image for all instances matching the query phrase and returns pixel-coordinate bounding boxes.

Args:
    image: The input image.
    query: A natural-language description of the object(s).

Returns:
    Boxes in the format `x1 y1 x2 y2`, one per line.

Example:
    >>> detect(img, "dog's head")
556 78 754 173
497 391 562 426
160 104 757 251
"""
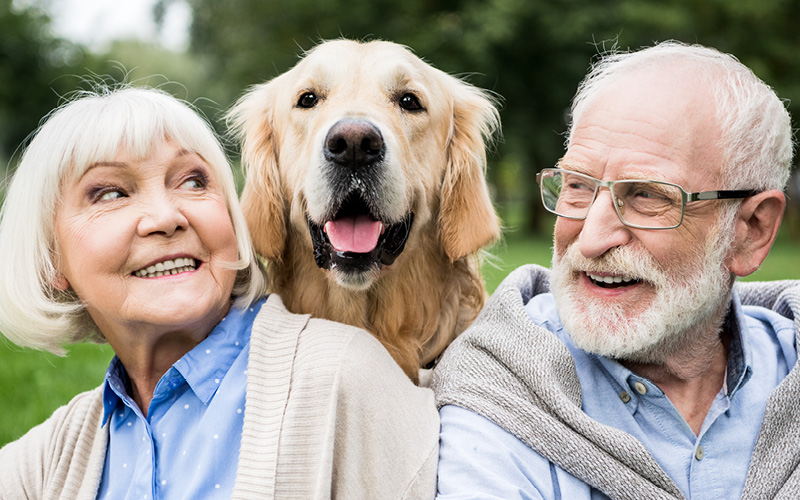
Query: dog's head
229 39 500 290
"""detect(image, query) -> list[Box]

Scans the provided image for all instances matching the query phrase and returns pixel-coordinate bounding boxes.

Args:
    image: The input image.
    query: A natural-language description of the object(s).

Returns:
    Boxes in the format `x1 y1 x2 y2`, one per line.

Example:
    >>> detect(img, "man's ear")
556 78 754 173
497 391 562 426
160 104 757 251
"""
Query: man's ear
726 189 786 277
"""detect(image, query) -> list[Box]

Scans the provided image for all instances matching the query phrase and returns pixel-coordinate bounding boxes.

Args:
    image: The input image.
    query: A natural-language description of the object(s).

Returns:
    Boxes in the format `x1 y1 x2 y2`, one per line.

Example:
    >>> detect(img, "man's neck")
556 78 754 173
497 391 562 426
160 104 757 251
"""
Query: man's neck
623 327 731 436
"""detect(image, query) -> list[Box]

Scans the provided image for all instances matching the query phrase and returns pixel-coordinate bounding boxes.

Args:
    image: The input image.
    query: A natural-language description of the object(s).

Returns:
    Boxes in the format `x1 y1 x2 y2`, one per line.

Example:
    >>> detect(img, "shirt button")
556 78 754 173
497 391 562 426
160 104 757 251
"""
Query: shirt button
619 391 631 403
695 445 704 461
634 382 647 395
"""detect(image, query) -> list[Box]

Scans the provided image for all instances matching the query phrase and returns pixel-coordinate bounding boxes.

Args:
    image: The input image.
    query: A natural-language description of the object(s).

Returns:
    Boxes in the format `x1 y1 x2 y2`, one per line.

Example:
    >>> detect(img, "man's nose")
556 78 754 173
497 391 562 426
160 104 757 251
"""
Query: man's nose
136 193 188 237
578 190 632 259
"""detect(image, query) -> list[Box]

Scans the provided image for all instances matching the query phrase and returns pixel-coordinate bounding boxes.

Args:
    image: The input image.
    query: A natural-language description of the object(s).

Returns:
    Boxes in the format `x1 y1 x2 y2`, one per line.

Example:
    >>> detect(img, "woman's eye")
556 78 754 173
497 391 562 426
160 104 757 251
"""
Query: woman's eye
182 177 205 189
93 189 126 202
297 92 319 108
181 173 209 190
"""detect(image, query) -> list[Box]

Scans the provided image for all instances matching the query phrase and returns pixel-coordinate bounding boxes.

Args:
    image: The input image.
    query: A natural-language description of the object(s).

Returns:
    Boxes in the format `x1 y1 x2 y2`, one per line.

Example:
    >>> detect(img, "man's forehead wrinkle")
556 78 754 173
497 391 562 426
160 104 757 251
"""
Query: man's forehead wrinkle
570 119 697 176
615 169 673 183
557 159 594 176
558 159 676 184
576 114 676 142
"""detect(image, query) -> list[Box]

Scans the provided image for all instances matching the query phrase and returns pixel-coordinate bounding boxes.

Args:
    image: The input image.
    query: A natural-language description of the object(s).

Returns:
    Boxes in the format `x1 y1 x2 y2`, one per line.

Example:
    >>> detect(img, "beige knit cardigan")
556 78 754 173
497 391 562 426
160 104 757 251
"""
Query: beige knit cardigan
0 294 439 500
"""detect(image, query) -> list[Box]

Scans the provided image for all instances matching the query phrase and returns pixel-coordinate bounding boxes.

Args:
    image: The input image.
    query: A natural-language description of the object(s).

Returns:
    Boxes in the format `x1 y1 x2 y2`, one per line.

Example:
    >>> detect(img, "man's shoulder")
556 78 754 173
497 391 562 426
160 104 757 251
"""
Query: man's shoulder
494 264 552 298
457 264 554 340
736 280 800 324
433 263 581 413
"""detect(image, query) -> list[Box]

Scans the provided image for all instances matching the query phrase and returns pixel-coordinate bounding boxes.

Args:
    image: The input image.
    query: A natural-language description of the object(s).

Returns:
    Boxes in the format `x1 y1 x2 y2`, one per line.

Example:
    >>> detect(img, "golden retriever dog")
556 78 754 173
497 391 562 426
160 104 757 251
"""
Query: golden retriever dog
229 39 500 383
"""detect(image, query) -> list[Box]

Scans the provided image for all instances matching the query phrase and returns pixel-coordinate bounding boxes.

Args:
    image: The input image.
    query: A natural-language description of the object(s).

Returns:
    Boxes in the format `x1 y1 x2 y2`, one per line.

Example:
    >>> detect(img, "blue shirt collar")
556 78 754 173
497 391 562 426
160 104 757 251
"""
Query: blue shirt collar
101 299 263 425
724 288 753 396
102 357 129 425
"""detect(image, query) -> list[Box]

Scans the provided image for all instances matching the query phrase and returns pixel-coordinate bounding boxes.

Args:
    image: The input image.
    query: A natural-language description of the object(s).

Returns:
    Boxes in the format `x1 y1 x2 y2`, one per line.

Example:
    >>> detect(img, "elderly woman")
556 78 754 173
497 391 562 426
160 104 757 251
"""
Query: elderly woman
0 87 438 499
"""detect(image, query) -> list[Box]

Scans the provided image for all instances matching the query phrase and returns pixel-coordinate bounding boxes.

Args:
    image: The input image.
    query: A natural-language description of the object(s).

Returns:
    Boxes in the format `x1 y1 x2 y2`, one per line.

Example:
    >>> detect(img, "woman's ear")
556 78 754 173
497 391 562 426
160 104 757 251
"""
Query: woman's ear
439 78 502 261
52 272 70 291
228 83 287 261
726 189 786 277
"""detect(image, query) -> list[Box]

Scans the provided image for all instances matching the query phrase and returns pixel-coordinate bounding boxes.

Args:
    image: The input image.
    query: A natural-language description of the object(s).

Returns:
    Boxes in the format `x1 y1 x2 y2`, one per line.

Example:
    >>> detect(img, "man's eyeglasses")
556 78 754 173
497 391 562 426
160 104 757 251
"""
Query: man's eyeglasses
535 168 759 230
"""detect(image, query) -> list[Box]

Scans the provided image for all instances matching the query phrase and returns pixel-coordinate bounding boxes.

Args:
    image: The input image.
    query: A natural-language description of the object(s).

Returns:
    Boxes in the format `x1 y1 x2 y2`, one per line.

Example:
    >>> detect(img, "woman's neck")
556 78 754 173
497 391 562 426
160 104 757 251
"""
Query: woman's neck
101 303 231 416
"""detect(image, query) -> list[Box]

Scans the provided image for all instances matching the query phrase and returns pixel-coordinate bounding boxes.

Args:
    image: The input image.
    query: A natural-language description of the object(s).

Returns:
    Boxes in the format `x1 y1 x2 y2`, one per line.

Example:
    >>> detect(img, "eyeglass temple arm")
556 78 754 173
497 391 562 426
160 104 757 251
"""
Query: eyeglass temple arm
688 189 760 202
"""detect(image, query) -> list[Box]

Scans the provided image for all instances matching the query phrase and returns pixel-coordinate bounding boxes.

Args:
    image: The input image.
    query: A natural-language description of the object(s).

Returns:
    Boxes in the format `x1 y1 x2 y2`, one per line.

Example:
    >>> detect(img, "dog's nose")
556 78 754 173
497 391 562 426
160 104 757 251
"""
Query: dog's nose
324 119 385 169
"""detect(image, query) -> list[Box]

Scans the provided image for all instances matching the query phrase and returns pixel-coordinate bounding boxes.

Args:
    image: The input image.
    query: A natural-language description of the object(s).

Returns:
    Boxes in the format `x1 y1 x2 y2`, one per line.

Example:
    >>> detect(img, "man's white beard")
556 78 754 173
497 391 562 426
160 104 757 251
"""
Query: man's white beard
550 220 735 364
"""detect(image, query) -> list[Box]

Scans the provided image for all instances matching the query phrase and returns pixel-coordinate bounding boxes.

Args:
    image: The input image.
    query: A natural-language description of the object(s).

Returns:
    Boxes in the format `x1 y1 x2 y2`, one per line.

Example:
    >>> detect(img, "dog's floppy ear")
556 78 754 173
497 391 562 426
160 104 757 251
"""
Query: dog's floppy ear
439 79 501 261
228 83 286 260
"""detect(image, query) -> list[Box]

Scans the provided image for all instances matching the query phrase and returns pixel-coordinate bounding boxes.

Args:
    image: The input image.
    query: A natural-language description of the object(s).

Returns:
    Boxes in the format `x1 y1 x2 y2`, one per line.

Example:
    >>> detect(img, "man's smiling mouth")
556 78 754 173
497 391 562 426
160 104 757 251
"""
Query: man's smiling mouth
586 272 641 289
133 258 198 278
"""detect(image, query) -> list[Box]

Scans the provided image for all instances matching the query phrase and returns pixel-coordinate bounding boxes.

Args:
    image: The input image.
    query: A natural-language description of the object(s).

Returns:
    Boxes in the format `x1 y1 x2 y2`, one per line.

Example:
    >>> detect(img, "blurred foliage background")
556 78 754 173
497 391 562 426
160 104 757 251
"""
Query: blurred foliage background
2 0 800 236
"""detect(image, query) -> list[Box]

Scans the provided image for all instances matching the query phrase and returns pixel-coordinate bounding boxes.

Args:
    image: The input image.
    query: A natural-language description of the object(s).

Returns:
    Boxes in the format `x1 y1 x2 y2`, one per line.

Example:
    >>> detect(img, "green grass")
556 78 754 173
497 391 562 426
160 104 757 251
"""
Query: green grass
483 234 554 292
1 234 797 447
0 341 114 446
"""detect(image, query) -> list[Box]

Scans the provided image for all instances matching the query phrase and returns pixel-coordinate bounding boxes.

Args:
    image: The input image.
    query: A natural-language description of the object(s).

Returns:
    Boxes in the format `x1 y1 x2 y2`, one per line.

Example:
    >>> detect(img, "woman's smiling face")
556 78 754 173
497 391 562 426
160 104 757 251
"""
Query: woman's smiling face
54 139 239 340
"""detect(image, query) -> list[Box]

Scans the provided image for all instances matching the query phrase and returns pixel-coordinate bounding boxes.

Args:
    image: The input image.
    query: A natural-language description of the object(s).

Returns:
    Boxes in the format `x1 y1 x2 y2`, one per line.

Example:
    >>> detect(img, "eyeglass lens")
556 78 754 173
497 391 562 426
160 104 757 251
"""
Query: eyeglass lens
539 170 685 229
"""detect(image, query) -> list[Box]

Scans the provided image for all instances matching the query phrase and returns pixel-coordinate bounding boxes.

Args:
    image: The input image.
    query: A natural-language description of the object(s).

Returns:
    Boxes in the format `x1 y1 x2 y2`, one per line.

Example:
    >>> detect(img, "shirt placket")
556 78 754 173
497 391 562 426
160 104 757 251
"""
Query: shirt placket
687 390 731 498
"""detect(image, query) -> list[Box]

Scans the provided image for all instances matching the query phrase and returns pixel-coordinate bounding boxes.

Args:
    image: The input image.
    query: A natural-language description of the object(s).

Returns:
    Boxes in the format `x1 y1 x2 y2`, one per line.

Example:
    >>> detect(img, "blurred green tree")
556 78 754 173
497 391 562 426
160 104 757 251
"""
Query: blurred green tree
0 0 87 166
169 0 800 234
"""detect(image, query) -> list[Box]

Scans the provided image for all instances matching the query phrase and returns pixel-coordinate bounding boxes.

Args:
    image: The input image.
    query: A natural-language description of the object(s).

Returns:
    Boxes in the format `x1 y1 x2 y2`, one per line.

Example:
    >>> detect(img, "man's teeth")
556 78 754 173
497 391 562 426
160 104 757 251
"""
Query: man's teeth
134 258 197 278
587 272 635 284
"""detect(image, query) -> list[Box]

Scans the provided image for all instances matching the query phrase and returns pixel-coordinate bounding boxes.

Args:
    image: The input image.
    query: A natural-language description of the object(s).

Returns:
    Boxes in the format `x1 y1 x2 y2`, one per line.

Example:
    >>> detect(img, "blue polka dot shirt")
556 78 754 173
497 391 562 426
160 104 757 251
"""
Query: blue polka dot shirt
96 299 265 500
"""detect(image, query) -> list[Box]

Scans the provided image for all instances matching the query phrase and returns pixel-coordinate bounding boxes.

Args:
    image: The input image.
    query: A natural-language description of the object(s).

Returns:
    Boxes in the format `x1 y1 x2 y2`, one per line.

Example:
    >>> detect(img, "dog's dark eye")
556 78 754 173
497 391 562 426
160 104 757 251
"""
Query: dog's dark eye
398 93 423 111
297 92 319 109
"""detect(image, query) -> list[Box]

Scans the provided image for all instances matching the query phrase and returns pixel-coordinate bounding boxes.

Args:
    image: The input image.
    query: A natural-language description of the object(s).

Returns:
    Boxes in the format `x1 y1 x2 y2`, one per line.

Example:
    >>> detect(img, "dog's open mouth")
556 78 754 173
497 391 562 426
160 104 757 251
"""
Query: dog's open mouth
308 192 414 273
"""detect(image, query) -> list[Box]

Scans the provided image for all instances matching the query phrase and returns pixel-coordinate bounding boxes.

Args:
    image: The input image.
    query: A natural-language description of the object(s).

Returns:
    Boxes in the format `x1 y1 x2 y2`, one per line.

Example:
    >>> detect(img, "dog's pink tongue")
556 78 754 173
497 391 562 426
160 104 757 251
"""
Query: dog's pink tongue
325 216 383 253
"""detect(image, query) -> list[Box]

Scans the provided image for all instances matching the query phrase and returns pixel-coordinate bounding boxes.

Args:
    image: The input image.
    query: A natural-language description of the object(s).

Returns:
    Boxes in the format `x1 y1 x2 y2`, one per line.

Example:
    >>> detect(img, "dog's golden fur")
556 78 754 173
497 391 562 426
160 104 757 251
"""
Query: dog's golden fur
229 40 500 382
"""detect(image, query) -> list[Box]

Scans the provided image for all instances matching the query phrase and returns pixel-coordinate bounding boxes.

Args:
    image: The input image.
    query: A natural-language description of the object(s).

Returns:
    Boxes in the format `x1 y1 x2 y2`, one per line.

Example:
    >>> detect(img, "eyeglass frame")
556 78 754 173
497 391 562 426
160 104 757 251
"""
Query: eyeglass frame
535 168 760 230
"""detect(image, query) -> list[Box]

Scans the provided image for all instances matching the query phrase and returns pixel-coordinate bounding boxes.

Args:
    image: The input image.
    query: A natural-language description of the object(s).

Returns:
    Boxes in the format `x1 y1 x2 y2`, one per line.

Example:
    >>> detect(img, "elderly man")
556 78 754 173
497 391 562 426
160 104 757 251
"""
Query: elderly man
434 42 799 500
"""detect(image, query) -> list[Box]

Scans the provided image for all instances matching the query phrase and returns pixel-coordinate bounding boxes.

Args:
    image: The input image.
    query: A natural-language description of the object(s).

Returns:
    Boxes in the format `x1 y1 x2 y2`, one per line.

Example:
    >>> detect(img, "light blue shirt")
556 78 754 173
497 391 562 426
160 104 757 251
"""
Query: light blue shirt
437 291 796 500
96 298 265 500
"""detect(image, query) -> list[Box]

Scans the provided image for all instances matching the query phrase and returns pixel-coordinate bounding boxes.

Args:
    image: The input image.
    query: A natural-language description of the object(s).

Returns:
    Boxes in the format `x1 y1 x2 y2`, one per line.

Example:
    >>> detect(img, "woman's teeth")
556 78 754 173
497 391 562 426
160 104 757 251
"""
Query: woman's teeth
587 272 635 285
134 258 197 278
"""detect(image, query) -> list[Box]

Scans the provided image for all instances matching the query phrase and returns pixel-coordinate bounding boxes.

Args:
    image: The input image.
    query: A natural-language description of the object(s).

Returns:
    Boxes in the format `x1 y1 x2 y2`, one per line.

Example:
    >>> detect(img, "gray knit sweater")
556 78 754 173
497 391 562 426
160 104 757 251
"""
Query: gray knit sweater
434 264 800 500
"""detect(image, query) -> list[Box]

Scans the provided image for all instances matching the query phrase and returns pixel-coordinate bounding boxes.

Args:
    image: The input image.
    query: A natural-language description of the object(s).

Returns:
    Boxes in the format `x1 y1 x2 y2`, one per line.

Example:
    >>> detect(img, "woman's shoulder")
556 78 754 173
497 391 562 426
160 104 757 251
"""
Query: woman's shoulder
243 295 438 499
300 317 438 422
0 386 107 497
253 294 432 397
4 386 105 449
253 294 394 359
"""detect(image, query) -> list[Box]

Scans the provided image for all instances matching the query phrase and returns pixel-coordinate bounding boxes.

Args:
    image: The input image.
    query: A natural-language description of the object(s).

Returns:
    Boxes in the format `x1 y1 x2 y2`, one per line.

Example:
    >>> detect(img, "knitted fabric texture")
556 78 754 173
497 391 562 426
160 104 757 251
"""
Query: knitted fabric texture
0 294 438 500
433 264 800 500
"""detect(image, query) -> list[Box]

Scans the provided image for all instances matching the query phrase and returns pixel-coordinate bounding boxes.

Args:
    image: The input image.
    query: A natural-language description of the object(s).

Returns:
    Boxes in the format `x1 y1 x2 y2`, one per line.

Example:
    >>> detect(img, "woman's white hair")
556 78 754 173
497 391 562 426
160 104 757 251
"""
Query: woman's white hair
568 41 794 192
0 86 268 354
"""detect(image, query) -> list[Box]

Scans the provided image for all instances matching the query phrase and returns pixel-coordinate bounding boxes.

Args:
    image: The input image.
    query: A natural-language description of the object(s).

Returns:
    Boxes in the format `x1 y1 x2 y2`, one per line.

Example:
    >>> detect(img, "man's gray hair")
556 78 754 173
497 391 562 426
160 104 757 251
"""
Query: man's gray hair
568 41 793 192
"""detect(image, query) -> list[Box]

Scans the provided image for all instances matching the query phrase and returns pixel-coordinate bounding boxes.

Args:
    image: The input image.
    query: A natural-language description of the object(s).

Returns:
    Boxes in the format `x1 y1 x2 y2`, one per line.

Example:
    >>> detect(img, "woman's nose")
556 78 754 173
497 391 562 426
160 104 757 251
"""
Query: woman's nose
136 193 189 237
578 190 632 259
